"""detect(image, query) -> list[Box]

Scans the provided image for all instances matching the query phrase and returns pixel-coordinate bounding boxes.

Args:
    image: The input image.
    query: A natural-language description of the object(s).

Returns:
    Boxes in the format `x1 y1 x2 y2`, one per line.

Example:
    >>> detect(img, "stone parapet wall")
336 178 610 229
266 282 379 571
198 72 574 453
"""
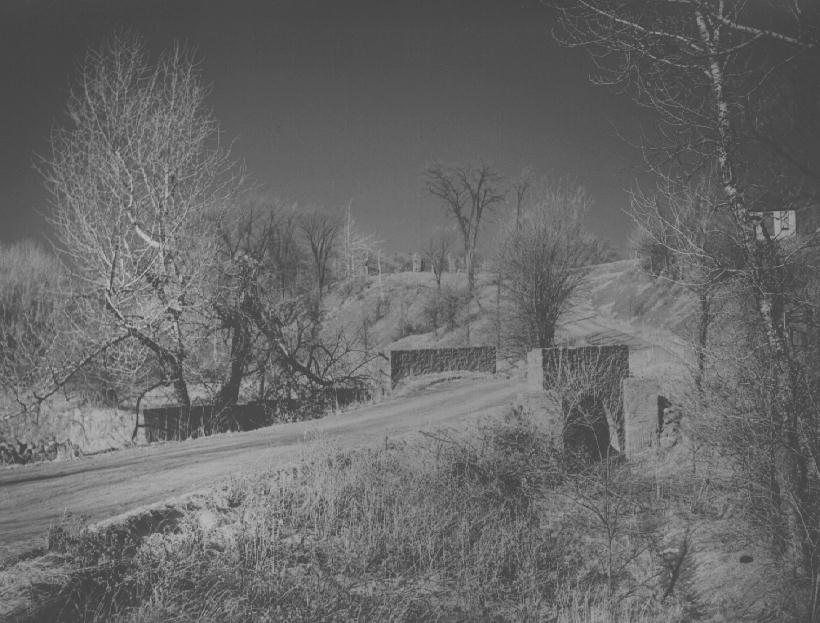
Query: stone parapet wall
541 345 630 390
141 384 374 443
142 403 268 442
390 346 496 388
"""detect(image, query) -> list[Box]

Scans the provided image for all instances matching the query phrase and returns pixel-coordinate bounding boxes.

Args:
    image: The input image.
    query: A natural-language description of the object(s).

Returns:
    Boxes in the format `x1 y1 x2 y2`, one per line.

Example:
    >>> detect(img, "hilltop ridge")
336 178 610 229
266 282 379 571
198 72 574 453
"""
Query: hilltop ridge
324 259 696 363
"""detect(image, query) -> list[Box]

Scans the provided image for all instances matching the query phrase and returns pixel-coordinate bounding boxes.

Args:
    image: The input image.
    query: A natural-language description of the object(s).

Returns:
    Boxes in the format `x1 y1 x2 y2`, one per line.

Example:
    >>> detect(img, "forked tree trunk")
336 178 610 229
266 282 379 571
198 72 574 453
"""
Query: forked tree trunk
213 322 251 432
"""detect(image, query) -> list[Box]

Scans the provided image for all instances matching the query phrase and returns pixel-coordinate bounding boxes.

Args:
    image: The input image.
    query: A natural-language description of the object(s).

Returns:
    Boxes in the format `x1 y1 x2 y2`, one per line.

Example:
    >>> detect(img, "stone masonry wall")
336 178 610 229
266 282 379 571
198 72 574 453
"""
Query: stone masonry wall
544 346 630 455
541 346 630 388
1 402 137 462
523 346 630 455
525 345 678 458
142 403 267 442
390 346 496 388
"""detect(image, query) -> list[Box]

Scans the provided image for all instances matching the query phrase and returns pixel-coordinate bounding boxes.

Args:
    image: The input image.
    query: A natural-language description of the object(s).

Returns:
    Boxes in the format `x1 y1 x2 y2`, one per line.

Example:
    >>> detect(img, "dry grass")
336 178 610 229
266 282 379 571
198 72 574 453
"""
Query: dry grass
13 410 691 623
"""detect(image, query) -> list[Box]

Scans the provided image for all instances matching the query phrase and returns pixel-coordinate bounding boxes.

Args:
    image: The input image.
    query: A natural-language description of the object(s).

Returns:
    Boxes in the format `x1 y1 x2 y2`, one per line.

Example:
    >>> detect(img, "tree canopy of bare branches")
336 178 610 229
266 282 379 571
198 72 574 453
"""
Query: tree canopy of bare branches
630 175 744 389
424 227 455 292
211 196 378 417
497 183 606 351
340 203 380 282
424 162 506 294
298 210 342 301
45 33 239 416
0 242 88 415
4 36 382 431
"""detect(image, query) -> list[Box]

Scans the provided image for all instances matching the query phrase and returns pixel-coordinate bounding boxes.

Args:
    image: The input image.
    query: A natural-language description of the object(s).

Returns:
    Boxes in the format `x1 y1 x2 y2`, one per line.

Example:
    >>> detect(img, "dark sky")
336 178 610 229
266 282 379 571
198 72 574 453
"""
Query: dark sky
0 0 646 253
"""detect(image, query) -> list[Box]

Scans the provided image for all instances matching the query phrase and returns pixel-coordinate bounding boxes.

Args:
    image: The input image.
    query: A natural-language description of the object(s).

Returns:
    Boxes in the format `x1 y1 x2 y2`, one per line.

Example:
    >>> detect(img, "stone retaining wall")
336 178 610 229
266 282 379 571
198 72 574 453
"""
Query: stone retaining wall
1 403 137 463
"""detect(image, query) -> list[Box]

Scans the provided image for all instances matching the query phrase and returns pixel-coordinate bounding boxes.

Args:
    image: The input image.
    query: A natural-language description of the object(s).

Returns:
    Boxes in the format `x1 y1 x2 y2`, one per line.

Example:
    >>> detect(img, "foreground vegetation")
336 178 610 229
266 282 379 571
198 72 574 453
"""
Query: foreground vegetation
7 409 709 622
24 400 812 621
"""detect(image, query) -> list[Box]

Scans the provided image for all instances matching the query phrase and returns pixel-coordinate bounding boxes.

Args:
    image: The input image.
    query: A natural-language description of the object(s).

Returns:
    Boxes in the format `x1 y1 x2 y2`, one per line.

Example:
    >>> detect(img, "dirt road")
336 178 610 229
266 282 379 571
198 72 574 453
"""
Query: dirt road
0 377 517 564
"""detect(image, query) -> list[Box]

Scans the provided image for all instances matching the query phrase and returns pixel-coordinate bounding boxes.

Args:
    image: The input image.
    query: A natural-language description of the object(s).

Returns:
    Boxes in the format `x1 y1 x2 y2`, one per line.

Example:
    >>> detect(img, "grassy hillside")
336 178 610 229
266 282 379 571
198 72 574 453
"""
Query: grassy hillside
324 259 696 381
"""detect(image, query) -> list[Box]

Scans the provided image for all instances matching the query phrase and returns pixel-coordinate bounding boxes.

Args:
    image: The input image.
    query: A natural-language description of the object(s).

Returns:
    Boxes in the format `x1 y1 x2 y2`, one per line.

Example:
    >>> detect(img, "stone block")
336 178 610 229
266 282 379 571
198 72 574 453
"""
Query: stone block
622 377 662 455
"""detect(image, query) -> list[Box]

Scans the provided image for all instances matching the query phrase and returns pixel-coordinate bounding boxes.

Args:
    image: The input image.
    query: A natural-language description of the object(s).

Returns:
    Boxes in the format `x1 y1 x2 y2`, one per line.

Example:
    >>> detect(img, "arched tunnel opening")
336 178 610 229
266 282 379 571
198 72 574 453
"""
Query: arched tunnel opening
563 394 616 463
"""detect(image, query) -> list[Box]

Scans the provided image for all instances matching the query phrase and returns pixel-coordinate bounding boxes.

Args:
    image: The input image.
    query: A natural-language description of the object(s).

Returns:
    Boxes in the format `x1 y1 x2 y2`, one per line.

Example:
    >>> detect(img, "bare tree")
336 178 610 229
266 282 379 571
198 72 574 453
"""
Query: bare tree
298 210 341 300
630 176 743 390
423 162 506 295
496 183 607 351
209 197 288 420
232 193 304 300
45 34 238 425
423 227 454 293
213 199 376 419
422 227 456 335
340 202 380 281
512 166 534 229
555 0 820 580
0 242 88 415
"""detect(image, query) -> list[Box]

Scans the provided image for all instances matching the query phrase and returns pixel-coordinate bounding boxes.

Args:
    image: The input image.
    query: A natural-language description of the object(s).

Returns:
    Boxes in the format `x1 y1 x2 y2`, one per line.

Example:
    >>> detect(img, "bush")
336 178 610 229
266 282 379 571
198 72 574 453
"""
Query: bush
421 285 467 332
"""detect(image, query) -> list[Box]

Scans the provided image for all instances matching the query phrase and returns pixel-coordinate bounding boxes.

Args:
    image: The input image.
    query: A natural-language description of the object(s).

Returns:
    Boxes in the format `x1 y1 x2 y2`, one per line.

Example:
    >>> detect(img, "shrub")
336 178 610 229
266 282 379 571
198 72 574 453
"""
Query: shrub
421 285 467 333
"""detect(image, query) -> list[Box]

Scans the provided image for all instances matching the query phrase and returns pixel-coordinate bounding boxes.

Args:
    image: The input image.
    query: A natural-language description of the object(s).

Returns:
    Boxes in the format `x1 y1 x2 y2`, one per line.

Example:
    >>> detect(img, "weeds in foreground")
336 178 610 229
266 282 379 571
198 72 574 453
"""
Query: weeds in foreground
18 410 686 622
